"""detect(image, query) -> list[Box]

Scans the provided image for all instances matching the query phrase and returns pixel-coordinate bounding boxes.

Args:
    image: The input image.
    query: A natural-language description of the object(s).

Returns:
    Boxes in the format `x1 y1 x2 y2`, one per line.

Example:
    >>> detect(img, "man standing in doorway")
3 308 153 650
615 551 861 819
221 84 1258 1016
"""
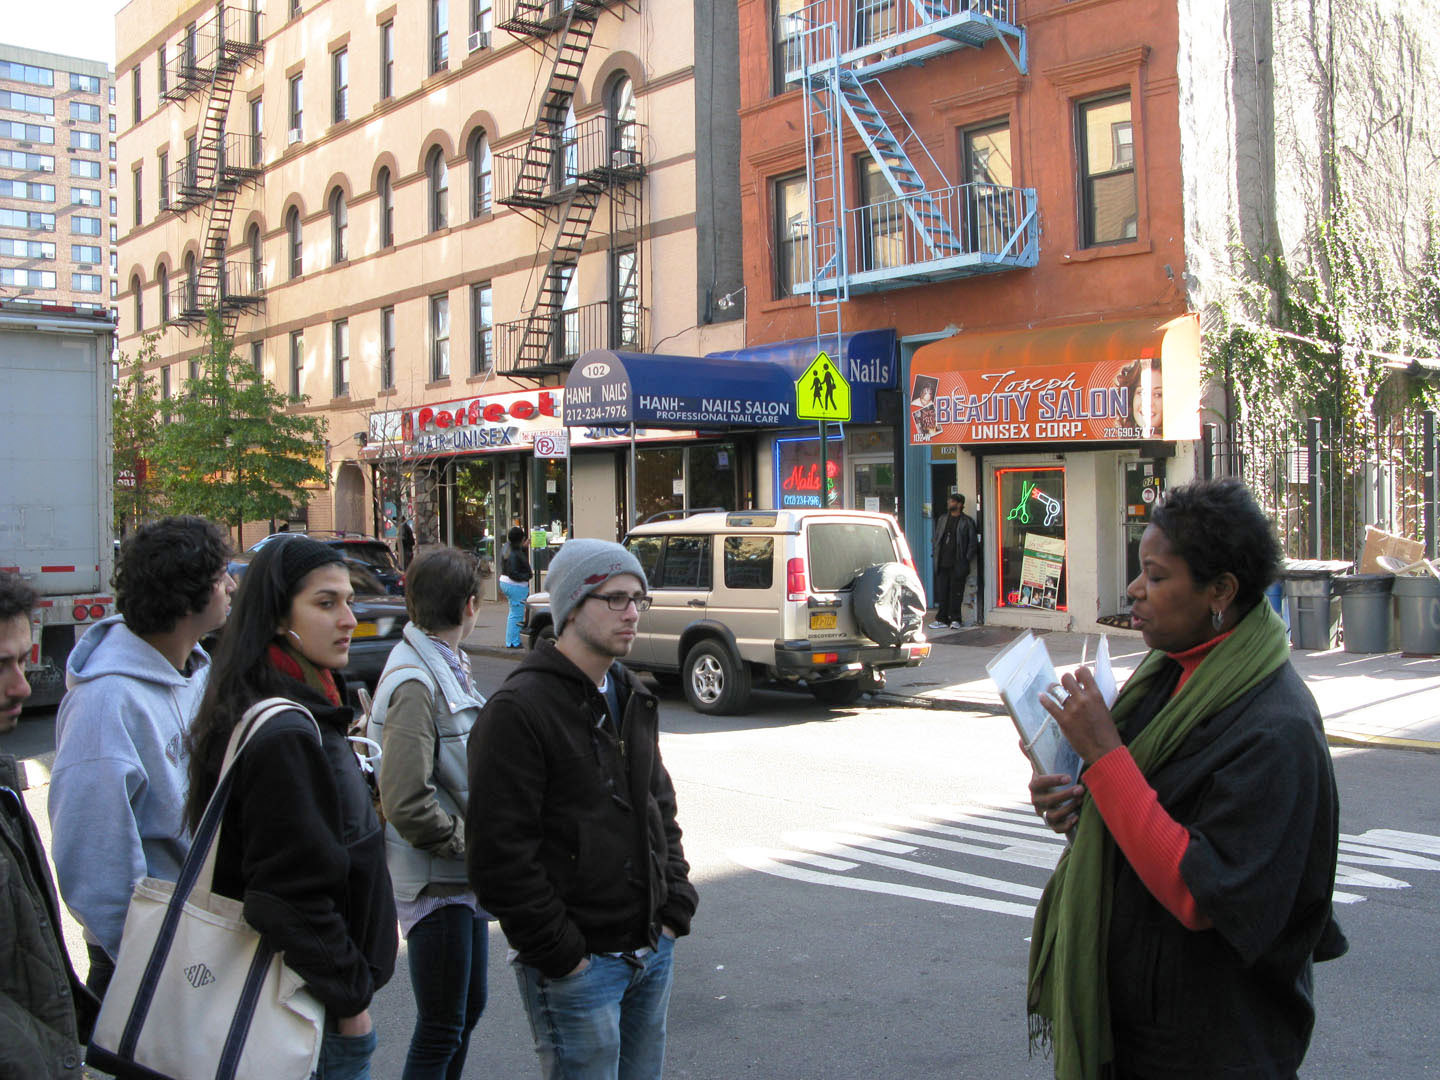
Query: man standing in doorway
467 538 697 1080
931 493 979 629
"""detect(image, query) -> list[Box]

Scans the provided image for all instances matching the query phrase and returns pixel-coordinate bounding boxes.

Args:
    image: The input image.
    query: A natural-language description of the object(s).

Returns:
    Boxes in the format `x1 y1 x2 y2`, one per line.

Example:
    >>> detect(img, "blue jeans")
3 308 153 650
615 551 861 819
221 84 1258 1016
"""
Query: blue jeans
514 934 675 1080
315 1027 378 1080
402 905 489 1080
500 580 530 647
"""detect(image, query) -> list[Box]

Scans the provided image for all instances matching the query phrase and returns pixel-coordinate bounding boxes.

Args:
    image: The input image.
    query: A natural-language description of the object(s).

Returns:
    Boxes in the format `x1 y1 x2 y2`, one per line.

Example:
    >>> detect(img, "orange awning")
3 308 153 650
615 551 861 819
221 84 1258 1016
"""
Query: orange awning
908 313 1200 445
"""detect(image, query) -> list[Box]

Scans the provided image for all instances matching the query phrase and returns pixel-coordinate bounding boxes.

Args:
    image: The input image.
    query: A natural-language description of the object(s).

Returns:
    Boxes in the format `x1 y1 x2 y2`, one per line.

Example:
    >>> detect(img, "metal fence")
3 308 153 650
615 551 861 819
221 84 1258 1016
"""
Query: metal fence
1200 411 1440 564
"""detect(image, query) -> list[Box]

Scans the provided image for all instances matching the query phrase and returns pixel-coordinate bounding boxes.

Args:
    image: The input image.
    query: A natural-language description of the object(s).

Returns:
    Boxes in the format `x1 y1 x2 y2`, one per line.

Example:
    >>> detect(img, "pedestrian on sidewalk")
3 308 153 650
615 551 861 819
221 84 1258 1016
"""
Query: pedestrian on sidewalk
48 515 234 998
1 571 100 1078
1026 478 1346 1080
499 526 533 649
467 538 698 1080
930 493 978 629
367 546 491 1080
185 536 397 1080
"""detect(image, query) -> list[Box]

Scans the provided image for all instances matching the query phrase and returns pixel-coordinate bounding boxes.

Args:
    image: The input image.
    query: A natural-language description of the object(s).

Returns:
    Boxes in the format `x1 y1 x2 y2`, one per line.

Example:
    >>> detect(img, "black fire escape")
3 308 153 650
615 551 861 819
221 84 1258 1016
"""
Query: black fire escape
162 2 264 336
493 0 644 379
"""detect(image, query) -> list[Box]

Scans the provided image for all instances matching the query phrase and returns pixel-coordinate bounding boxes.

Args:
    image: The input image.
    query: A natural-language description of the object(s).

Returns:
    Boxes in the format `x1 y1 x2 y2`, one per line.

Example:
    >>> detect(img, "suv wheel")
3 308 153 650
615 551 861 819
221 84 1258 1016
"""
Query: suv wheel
527 622 555 651
683 640 751 715
810 679 862 707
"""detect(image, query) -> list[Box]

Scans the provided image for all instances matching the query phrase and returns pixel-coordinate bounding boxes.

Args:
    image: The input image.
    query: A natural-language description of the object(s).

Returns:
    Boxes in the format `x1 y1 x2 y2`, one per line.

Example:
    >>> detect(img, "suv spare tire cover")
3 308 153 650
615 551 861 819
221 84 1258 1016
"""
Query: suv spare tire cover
851 562 927 646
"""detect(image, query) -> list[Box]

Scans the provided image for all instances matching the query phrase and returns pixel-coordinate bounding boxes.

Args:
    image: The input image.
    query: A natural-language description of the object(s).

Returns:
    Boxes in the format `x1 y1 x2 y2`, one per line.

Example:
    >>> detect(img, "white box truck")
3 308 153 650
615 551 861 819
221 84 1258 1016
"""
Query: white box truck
0 298 117 708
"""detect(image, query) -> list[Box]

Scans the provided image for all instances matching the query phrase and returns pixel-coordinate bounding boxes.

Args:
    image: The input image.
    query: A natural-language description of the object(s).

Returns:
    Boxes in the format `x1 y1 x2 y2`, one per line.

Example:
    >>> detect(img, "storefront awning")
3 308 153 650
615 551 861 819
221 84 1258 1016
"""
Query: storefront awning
563 350 797 429
707 329 897 424
908 314 1201 445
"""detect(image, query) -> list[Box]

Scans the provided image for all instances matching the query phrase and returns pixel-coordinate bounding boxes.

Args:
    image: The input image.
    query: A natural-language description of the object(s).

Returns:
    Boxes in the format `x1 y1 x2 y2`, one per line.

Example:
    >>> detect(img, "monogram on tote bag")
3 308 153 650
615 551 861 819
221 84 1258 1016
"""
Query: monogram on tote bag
88 698 326 1080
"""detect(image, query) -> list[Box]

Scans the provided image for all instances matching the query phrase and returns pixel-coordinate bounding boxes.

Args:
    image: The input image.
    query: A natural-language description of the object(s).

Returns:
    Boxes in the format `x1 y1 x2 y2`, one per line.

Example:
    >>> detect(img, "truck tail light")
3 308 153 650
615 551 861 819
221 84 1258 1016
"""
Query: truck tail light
89 604 106 619
73 605 88 621
787 557 807 601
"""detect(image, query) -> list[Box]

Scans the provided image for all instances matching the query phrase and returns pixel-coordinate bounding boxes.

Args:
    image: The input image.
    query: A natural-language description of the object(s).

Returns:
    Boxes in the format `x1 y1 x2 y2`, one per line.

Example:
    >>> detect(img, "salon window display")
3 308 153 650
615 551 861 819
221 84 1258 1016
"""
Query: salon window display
996 466 1067 611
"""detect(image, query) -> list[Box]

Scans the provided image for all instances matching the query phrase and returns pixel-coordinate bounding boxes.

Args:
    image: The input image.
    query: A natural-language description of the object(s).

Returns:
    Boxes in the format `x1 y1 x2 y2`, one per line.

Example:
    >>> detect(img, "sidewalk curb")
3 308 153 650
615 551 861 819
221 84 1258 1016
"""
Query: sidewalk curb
1323 731 1440 755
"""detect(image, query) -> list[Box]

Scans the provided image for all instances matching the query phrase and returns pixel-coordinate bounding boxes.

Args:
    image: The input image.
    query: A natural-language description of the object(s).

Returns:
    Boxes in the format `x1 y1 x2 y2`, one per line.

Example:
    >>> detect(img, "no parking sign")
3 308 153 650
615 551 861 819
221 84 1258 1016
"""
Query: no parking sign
534 431 569 459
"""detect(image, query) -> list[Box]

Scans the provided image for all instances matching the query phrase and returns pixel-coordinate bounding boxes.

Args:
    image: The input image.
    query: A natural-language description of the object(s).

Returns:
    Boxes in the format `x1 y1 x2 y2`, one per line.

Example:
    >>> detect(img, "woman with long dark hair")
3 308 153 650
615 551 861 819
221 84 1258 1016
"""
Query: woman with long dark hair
186 536 397 1080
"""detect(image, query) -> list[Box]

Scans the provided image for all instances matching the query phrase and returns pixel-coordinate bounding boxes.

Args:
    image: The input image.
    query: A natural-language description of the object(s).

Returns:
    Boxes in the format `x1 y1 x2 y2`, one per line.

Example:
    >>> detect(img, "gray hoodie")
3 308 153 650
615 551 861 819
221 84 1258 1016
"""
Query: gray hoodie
48 616 210 959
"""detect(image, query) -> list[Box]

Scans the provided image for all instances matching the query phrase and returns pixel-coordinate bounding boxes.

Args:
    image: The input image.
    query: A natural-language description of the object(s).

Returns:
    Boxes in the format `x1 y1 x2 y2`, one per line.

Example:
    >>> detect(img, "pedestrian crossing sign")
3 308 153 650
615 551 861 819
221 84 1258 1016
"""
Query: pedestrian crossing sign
795 351 852 421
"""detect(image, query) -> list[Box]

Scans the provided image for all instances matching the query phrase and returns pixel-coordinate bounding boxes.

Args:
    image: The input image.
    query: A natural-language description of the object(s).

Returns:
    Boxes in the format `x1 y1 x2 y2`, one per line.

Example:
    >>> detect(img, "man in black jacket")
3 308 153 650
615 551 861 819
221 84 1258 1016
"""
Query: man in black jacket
467 538 698 1080
1 571 99 1078
931 493 979 629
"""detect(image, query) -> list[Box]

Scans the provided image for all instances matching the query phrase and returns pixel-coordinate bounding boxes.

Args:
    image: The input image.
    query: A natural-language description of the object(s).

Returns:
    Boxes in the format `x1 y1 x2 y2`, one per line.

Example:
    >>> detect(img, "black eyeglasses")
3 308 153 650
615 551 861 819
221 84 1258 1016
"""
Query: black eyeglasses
587 592 652 612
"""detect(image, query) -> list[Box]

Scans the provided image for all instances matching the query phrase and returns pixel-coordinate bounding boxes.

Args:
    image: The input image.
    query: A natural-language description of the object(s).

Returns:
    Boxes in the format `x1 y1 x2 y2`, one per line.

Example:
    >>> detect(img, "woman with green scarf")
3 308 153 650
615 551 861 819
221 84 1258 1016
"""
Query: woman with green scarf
1027 479 1346 1080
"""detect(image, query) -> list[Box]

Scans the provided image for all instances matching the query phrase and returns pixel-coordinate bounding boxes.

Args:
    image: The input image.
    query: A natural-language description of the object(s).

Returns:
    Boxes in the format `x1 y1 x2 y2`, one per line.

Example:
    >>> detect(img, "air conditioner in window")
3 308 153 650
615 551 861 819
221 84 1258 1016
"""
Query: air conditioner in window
468 30 490 52
287 127 302 145
612 148 638 169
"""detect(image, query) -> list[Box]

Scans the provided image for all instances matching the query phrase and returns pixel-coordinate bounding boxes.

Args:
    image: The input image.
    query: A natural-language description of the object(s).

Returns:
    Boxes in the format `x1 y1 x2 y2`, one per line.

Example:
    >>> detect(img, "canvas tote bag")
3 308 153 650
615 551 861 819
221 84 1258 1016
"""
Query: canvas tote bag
88 698 326 1080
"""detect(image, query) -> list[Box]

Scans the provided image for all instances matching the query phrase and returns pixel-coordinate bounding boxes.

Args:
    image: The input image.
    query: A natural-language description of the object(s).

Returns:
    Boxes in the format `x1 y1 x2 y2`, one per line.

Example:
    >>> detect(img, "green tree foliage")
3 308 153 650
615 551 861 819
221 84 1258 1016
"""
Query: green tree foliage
112 333 164 536
150 310 328 535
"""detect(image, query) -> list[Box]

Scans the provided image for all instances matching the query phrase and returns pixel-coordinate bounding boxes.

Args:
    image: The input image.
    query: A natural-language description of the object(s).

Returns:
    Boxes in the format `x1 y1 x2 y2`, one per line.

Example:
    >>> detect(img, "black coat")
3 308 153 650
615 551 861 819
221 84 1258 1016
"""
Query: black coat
211 684 397 1018
466 642 697 978
1107 660 1346 1079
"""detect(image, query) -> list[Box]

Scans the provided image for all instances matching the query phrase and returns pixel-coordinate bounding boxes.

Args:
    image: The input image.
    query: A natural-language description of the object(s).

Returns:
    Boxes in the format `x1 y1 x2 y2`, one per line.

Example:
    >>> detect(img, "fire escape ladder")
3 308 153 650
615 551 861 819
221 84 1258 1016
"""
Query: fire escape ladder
836 72 963 260
800 23 847 360
516 185 603 369
500 5 599 209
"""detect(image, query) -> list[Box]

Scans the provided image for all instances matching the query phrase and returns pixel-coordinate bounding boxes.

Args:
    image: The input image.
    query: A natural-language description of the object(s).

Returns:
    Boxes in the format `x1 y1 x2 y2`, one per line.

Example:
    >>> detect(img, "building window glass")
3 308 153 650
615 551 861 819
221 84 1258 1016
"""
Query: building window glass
772 0 804 95
380 306 396 389
132 276 143 329
378 167 394 247
330 189 347 262
288 74 304 141
133 166 143 225
0 90 54 115
431 0 449 74
158 266 170 321
1078 94 1137 247
251 340 264 375
0 61 54 86
287 206 303 278
72 244 102 263
158 151 169 210
71 71 101 94
70 159 102 179
855 157 901 272
0 238 55 258
73 100 101 123
289 329 304 398
430 293 450 380
469 130 491 217
380 21 395 100
161 365 170 400
608 75 636 160
610 245 640 349
0 179 56 202
69 129 100 150
72 272 103 293
250 98 263 166
157 45 168 94
71 215 101 235
0 209 55 230
471 0 492 48
131 67 141 123
0 149 54 171
247 223 263 292
332 48 348 123
333 319 349 396
0 120 54 143
773 171 809 298
428 147 448 231
72 186 101 207
962 121 1015 254
470 281 491 375
183 252 197 310
995 465 1068 611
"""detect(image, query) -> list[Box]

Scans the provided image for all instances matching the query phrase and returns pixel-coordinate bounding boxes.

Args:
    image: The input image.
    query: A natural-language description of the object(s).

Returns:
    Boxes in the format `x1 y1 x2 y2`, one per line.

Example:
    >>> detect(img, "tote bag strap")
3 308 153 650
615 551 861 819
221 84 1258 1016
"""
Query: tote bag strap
116 698 320 1061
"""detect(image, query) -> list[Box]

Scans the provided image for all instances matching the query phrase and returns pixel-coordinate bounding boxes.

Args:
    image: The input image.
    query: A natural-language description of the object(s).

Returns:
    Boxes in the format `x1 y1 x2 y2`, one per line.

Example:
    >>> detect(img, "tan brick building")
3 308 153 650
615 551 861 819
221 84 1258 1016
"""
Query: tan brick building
114 0 744 571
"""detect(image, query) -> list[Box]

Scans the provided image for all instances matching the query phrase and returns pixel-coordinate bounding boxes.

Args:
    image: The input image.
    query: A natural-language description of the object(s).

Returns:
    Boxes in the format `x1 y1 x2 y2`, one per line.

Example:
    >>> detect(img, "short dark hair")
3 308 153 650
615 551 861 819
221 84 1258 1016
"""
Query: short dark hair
948 493 963 506
1149 478 1281 611
508 525 526 546
406 546 483 630
0 571 38 623
113 516 230 635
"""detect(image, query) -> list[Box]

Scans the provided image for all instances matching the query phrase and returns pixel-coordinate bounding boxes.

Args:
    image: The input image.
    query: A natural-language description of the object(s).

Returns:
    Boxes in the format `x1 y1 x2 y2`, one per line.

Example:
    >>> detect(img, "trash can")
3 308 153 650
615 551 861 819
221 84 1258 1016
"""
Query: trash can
1392 575 1440 655
1280 560 1351 650
1332 573 1395 653
1264 581 1290 633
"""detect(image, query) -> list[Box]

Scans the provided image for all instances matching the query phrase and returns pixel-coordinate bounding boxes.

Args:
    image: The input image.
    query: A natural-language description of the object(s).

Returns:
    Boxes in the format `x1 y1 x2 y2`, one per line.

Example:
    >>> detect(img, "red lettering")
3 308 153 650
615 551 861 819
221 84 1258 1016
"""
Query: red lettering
435 410 451 429
417 407 434 431
483 403 505 422
539 391 557 417
510 399 535 420
468 400 483 424
454 408 465 426
783 465 821 492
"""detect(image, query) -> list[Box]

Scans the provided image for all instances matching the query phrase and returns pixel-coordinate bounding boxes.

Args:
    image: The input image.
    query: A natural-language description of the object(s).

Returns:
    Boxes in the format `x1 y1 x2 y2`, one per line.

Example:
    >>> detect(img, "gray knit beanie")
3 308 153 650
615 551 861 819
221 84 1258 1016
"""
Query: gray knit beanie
547 538 648 633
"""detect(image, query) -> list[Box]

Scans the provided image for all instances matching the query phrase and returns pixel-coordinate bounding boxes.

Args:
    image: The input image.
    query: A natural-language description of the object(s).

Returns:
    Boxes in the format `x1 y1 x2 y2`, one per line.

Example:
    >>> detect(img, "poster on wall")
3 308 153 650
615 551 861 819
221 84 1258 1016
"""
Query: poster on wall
1017 533 1066 610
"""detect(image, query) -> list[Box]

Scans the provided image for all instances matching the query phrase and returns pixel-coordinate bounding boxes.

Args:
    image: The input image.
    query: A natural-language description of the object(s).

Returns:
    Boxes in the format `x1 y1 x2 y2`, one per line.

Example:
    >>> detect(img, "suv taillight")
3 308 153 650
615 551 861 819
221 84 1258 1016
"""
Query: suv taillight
787 557 807 601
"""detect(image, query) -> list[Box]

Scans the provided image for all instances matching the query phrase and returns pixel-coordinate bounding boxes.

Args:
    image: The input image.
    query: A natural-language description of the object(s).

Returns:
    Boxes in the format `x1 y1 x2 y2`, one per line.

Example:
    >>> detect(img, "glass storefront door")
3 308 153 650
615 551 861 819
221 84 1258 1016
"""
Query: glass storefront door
452 457 497 571
995 464 1067 611
1121 460 1165 608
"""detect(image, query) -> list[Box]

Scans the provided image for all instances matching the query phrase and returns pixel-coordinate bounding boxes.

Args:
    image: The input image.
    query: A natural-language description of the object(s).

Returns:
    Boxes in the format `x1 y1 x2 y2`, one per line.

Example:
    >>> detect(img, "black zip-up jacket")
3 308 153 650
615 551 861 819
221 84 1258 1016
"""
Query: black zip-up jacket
466 642 697 978
210 683 398 1018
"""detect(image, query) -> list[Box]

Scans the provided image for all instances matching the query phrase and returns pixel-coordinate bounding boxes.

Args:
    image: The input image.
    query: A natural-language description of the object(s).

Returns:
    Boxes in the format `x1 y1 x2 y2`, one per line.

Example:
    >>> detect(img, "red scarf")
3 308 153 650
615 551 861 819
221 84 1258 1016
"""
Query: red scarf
266 642 342 706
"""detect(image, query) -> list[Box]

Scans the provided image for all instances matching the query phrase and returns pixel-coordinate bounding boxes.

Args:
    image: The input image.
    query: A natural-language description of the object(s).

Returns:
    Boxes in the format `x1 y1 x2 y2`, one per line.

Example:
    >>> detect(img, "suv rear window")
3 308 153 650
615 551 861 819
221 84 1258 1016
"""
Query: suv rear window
806 522 898 591
724 536 774 589
342 542 400 574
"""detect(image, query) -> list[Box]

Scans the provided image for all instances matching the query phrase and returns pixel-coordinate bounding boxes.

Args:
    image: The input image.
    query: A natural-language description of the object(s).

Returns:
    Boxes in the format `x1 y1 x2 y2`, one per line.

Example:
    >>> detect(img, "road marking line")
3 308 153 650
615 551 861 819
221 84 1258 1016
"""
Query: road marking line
843 818 1062 870
781 831 1045 899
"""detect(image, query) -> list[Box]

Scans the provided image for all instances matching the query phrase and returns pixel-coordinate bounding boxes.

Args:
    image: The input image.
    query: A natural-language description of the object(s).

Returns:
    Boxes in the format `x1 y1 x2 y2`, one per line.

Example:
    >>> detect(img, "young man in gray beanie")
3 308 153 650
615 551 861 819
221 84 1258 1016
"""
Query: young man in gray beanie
466 538 698 1080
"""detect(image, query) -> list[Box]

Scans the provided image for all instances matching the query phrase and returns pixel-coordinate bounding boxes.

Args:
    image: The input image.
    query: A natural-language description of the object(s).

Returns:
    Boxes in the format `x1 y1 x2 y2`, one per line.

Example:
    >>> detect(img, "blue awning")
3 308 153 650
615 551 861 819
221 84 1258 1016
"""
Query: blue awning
563 350 797 429
705 329 897 423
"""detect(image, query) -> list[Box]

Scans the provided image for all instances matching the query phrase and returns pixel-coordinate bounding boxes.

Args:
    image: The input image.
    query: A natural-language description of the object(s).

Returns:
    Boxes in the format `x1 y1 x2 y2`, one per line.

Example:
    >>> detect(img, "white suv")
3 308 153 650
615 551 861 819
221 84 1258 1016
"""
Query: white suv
523 509 930 713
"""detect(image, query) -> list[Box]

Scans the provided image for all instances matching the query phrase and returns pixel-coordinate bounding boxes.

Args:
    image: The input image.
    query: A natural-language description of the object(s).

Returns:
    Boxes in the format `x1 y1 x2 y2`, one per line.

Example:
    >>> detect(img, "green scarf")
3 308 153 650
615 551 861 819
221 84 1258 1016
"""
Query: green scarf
1026 600 1291 1079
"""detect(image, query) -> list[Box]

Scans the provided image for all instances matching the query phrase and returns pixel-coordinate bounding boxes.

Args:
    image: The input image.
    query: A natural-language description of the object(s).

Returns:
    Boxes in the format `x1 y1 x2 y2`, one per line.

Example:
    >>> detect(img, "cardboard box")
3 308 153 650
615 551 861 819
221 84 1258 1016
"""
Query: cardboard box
1359 525 1426 575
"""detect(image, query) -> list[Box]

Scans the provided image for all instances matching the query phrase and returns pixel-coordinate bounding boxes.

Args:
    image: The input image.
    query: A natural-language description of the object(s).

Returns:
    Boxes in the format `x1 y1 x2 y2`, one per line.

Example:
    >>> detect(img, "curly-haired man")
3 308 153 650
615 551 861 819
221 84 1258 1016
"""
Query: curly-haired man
48 516 234 996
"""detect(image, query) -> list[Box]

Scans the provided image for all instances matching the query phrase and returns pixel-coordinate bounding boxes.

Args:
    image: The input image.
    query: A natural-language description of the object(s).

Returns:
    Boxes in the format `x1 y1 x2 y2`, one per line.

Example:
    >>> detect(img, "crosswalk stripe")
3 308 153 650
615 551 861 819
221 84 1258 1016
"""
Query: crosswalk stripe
782 830 1046 899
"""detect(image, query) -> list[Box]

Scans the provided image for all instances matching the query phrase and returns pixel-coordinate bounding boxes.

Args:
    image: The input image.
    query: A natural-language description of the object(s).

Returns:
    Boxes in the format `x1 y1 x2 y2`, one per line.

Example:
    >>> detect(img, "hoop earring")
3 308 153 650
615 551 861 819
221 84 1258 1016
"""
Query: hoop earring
286 628 304 649
1212 608 1224 631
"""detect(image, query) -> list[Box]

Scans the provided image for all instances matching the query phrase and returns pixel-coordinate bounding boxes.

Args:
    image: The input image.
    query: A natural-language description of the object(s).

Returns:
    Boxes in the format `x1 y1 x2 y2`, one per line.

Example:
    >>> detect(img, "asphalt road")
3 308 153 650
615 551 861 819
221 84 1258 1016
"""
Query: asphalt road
11 652 1440 1078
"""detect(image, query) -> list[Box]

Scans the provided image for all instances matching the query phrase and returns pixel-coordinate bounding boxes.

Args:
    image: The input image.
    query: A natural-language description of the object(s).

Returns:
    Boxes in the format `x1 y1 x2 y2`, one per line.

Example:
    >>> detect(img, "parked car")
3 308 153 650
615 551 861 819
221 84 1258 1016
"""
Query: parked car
228 532 406 595
218 534 408 687
522 509 930 713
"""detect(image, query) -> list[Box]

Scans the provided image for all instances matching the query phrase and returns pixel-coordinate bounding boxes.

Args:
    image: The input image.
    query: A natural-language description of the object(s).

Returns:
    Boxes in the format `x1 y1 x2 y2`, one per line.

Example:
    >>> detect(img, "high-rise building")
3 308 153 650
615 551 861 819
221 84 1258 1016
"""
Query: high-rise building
115 0 744 562
0 44 116 308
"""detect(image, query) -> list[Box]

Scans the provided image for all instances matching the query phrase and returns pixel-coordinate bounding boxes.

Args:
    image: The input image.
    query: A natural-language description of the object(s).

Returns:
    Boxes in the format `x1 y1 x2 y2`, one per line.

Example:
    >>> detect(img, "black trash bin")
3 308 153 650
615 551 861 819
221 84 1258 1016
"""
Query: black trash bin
1279 560 1352 650
1332 573 1395 653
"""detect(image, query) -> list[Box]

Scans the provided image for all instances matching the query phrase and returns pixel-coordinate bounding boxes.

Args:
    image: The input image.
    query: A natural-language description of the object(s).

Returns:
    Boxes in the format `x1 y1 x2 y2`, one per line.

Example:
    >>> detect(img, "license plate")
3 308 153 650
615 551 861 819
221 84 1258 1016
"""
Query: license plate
352 621 378 638
809 612 838 630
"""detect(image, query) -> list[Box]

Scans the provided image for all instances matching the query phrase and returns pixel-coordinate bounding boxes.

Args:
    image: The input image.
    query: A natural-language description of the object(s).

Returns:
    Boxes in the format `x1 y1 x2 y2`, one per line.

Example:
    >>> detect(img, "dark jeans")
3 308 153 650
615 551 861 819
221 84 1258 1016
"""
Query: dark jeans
402 904 489 1080
317 1027 378 1080
85 941 115 1000
934 564 969 623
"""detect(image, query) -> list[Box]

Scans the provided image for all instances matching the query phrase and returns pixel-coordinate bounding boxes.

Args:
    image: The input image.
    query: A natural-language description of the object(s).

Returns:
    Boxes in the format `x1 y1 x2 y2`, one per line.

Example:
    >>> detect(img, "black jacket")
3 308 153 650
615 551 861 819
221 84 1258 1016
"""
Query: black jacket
502 547 533 582
1107 660 1346 1079
466 642 697 978
0 755 98 1078
211 684 397 1018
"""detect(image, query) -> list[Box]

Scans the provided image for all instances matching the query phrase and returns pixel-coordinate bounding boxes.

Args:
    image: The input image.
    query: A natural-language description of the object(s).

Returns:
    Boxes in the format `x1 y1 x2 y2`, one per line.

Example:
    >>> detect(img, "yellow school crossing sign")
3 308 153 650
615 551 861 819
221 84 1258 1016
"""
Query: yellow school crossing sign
795 351 851 422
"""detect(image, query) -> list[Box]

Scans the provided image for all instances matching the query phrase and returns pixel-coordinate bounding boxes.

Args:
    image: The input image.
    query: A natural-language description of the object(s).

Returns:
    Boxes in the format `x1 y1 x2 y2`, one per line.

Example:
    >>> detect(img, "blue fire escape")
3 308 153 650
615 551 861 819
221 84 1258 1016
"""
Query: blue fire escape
787 1 1037 356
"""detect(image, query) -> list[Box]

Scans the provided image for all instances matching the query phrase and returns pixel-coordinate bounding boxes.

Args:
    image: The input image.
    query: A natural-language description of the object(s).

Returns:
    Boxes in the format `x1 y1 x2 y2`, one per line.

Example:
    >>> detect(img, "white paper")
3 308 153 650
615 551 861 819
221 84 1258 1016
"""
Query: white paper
1093 634 1118 707
672 478 685 495
986 632 1083 780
